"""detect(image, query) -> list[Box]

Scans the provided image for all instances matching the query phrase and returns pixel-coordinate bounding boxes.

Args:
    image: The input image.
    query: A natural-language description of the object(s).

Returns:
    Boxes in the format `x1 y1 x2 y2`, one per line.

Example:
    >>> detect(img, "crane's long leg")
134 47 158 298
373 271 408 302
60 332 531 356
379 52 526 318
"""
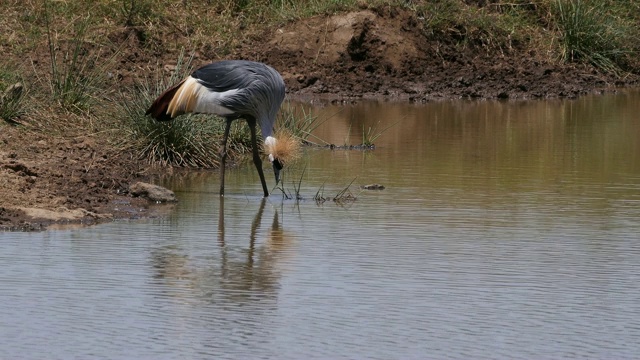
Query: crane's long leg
219 118 233 196
247 118 270 197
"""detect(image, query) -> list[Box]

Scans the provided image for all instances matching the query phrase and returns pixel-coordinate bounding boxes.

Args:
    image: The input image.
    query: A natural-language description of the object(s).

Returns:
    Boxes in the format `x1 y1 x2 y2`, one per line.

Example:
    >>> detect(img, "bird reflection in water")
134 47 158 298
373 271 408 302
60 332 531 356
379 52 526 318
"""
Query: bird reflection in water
151 198 294 305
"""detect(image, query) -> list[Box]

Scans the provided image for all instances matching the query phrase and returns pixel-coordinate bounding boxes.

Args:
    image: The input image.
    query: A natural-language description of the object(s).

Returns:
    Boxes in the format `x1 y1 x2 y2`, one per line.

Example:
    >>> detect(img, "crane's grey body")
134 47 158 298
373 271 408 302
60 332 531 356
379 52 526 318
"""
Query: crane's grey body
191 60 285 139
146 60 286 197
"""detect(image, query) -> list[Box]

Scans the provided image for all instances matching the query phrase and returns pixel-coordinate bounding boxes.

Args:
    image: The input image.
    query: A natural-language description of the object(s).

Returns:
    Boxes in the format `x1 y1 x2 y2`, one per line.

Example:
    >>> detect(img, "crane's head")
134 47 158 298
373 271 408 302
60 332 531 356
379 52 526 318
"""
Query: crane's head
264 134 300 185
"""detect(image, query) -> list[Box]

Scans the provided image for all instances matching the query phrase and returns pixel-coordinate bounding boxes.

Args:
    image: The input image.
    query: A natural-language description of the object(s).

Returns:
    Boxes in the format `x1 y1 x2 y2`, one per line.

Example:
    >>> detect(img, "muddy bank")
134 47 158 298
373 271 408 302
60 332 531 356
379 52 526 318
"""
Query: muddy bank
2 7 639 231
260 9 638 101
0 131 169 231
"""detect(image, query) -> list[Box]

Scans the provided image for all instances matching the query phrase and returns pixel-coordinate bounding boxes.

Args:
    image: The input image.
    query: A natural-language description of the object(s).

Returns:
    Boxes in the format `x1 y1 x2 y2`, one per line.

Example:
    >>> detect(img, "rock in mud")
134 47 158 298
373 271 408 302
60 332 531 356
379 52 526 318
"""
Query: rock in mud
129 182 177 203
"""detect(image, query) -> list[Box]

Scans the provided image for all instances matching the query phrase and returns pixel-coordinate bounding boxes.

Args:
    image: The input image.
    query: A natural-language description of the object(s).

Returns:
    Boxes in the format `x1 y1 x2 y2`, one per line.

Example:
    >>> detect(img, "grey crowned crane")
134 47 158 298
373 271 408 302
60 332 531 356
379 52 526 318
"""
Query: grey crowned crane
146 60 298 197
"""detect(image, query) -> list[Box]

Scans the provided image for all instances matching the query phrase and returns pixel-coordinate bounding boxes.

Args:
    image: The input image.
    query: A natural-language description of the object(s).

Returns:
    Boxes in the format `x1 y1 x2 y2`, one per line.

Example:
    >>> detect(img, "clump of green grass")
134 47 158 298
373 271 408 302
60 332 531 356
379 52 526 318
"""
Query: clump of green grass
552 0 636 74
42 0 117 113
276 102 327 145
410 0 638 73
0 68 26 124
126 112 226 167
411 0 531 53
119 0 154 27
362 120 397 147
335 119 395 149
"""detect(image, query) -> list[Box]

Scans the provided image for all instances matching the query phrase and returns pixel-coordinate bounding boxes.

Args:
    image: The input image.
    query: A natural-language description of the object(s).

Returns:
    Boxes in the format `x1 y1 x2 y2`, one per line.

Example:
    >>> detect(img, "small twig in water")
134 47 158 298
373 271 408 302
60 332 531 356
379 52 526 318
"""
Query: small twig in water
314 180 327 204
333 177 358 204
292 165 306 201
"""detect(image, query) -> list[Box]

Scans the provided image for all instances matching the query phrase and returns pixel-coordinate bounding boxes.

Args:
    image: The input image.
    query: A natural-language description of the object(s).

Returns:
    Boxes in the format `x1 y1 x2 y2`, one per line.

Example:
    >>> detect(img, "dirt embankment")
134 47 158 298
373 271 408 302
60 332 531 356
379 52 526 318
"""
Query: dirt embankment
261 8 636 100
1 7 638 231
0 132 158 231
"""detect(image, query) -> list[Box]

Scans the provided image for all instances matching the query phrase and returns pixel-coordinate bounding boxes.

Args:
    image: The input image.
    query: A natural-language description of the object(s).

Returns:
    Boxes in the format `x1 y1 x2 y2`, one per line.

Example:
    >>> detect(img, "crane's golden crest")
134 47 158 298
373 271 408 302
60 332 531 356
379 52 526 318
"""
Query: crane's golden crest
264 131 301 165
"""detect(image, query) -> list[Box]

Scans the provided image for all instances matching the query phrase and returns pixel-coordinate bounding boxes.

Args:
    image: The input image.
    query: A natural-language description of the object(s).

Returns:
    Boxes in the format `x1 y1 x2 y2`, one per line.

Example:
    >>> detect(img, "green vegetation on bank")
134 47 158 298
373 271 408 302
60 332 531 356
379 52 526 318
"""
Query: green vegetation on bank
0 67 25 123
1 0 638 167
116 52 224 167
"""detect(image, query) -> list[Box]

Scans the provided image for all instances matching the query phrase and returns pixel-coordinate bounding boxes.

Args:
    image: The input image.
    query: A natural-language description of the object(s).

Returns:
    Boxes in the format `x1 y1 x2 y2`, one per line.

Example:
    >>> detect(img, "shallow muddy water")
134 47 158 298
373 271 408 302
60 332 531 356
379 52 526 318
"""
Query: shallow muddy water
2 91 640 359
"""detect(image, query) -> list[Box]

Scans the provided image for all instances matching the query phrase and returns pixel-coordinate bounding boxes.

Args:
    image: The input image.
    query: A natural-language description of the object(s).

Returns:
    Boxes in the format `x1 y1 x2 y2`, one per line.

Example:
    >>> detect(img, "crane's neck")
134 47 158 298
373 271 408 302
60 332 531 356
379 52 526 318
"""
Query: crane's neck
265 136 277 163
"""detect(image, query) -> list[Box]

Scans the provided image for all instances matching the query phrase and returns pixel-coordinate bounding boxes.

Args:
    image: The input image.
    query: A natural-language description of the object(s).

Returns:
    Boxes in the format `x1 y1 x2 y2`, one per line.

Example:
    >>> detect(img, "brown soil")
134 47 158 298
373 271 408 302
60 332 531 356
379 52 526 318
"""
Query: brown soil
2 7 638 231
0 131 158 230
262 8 636 100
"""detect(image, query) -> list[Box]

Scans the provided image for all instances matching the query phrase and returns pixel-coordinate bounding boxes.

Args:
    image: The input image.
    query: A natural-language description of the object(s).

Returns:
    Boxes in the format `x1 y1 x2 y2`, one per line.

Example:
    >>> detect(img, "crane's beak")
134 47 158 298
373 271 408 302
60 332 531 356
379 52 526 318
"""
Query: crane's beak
272 158 283 184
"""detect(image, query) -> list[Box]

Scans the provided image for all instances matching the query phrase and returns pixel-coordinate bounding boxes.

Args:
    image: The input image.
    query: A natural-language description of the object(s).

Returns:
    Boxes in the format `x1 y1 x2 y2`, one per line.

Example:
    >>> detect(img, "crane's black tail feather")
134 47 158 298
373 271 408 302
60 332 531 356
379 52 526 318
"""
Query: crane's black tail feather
146 79 186 121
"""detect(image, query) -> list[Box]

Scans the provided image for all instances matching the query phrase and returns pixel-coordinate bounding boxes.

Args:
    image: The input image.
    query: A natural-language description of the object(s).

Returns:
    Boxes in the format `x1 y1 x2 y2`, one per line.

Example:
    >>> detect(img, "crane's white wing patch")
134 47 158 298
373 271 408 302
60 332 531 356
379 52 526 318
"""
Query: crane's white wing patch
167 76 237 117
193 79 238 116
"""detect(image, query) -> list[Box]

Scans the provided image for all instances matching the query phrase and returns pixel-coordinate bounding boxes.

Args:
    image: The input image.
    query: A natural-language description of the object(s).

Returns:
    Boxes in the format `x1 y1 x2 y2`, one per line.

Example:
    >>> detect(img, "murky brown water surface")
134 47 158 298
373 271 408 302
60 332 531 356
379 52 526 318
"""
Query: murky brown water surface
2 91 640 359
